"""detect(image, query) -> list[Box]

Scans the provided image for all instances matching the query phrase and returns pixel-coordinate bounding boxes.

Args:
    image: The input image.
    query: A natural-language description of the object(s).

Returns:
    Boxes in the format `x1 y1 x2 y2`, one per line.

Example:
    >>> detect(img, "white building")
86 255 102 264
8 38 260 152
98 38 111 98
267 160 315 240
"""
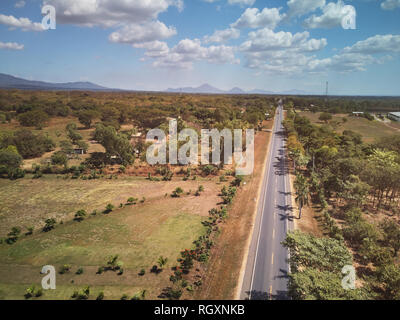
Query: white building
388 112 400 122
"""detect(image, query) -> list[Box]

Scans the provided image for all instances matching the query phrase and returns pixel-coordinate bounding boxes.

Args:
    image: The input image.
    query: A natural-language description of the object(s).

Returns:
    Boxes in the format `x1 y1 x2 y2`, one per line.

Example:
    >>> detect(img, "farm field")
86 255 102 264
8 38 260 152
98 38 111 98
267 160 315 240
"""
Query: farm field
298 111 398 143
0 176 222 300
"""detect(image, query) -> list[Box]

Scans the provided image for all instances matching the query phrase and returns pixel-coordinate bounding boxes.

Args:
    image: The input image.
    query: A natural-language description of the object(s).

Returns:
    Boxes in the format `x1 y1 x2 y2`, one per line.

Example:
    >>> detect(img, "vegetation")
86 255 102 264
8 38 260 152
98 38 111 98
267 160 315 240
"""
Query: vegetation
284 100 400 300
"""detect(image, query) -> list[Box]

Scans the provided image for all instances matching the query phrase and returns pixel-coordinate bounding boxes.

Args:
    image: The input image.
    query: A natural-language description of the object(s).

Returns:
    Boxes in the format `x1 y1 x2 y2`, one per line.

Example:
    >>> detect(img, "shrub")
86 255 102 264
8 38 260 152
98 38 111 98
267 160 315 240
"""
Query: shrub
76 267 84 275
131 290 147 301
231 175 244 187
74 209 87 222
104 203 115 214
96 292 105 300
171 187 184 198
43 218 56 232
121 294 130 300
126 197 138 205
73 286 90 300
25 227 34 236
139 269 146 276
59 264 71 275
6 226 21 244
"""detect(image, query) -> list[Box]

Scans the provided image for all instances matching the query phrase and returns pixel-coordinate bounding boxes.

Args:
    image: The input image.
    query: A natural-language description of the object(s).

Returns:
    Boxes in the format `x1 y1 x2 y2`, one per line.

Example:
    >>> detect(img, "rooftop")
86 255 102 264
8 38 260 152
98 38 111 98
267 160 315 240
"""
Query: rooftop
389 112 400 117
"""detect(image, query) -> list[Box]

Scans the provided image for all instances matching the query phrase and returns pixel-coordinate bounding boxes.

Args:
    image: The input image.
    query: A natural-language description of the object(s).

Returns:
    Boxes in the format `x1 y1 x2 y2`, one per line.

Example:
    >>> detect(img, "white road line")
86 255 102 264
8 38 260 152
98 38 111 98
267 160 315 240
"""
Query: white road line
249 107 280 296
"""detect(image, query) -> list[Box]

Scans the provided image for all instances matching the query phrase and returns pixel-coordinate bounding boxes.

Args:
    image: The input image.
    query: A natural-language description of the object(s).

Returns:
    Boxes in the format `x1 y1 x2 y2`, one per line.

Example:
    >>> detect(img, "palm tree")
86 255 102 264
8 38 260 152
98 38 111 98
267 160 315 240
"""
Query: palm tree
294 174 310 219
157 256 168 270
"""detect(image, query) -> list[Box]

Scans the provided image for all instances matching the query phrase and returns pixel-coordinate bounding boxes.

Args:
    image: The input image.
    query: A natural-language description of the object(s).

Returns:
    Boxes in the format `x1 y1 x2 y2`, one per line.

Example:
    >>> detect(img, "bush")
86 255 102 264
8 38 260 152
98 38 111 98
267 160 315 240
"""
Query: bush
96 291 105 300
104 203 115 214
6 226 21 244
121 294 130 300
74 209 87 222
76 267 84 275
139 269 146 276
43 218 56 232
171 187 184 198
59 264 71 274
25 226 34 236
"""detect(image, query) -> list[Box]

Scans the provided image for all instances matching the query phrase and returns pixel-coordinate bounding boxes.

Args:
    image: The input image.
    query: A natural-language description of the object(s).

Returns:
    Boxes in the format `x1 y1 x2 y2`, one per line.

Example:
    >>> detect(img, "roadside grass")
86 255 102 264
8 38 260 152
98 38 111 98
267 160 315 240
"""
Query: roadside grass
299 111 398 143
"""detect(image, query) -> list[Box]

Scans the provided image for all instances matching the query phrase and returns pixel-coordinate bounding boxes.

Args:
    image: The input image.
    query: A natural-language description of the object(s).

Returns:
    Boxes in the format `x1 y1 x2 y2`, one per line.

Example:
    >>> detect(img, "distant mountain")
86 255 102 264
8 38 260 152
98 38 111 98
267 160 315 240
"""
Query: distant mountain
0 73 111 91
167 83 225 94
228 87 246 94
166 83 309 95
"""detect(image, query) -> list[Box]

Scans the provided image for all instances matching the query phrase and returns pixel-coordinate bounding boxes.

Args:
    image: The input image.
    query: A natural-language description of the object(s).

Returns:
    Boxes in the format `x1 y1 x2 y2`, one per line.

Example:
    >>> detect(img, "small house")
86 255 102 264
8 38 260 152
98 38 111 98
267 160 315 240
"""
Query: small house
388 112 400 122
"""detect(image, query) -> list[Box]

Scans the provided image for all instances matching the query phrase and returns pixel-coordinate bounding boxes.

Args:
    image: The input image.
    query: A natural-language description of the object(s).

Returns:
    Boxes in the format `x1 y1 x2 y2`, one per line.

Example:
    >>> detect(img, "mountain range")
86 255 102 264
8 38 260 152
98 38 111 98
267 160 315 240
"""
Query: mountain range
0 73 111 91
166 84 309 95
0 73 310 95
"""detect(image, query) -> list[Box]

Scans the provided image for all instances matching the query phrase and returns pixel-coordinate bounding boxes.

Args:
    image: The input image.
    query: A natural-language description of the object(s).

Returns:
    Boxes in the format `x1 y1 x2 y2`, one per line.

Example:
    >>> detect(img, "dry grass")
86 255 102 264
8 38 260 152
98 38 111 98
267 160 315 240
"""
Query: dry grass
0 175 223 300
299 112 398 143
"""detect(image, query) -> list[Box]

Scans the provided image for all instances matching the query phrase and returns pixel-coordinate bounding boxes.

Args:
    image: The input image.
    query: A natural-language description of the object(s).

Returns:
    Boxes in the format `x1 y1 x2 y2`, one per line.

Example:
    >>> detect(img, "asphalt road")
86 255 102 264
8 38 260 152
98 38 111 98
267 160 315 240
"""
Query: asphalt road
240 103 294 300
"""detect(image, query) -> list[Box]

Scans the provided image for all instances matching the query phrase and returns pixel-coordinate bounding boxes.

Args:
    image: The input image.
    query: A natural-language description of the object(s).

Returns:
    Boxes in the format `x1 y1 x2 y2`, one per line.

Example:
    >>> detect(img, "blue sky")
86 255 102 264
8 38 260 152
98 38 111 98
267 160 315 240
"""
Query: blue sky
0 0 399 95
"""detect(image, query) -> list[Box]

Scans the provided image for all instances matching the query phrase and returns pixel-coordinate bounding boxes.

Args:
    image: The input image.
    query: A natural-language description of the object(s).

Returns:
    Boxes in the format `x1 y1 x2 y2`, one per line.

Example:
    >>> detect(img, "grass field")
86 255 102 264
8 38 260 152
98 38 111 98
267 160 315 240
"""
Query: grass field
298 111 399 143
0 176 222 300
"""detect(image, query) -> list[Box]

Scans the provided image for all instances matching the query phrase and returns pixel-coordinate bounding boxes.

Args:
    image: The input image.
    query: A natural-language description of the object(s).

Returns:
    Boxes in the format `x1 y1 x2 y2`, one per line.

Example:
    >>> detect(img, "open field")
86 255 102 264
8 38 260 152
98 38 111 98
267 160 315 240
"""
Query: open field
298 111 398 143
0 176 223 300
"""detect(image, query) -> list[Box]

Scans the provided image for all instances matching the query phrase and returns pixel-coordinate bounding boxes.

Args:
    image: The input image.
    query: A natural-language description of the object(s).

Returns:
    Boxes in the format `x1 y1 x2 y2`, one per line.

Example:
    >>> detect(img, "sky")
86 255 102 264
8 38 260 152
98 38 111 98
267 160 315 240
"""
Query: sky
0 0 399 95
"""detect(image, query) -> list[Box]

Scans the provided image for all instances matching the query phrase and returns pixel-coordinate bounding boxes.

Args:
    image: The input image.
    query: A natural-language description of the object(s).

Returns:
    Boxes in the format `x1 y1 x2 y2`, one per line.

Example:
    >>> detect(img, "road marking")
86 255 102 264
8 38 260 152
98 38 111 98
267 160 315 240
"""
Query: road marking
272 229 275 239
269 285 273 299
271 252 274 266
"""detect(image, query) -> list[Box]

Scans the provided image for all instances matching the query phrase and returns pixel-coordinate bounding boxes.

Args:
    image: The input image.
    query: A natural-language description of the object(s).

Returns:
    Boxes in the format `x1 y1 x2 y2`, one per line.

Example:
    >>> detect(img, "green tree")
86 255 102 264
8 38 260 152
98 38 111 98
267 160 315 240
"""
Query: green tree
0 146 22 176
78 110 98 129
93 124 134 165
319 112 333 124
18 110 49 129
294 174 310 219
51 151 68 167
380 219 400 257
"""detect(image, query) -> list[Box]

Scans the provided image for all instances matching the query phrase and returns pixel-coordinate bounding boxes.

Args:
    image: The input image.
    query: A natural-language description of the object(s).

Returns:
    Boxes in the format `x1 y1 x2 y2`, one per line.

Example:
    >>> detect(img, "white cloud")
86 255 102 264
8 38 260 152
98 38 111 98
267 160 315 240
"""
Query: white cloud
303 1 355 29
0 14 45 31
133 41 170 58
228 0 256 6
381 0 400 10
239 28 327 74
15 1 26 8
146 38 239 68
109 21 176 45
240 28 327 52
203 27 240 43
231 7 285 29
287 0 325 17
0 41 24 50
42 0 183 27
308 53 376 73
342 34 400 54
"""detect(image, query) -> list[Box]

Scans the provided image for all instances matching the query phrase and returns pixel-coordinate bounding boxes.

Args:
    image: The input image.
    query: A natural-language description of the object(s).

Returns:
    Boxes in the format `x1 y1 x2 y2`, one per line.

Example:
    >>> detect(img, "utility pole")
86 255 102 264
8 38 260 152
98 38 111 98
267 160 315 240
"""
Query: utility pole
325 81 329 108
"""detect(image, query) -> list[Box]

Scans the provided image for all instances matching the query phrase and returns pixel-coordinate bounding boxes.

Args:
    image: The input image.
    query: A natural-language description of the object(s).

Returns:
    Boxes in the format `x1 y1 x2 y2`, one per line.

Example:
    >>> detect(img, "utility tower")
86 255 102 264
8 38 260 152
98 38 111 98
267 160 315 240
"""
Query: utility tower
325 81 329 108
